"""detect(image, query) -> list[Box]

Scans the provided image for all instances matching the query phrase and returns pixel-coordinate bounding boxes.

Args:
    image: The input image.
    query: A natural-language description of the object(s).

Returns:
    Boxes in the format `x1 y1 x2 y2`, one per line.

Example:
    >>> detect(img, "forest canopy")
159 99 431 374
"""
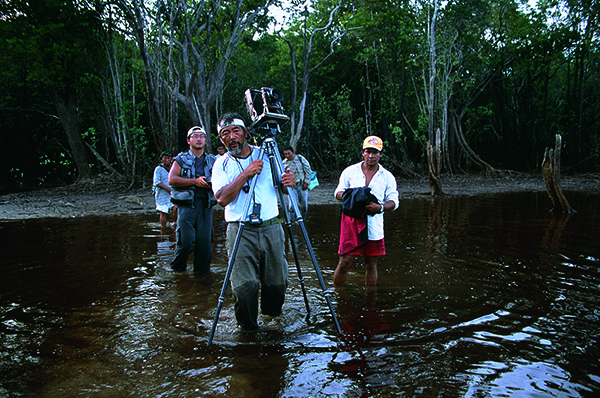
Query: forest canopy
1 0 598 193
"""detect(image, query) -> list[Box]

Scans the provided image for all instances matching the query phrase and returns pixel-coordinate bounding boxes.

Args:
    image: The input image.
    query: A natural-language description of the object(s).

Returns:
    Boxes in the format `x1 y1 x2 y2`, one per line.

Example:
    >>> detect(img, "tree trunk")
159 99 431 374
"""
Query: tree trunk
285 1 348 151
542 134 575 213
427 129 443 195
85 142 123 178
427 1 442 195
451 111 497 174
51 88 92 181
131 0 165 145
114 0 165 150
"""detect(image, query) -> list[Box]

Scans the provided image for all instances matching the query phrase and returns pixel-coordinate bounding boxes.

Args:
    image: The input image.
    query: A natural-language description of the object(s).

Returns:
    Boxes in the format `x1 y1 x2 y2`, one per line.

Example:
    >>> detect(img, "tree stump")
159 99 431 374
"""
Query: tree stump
542 134 575 213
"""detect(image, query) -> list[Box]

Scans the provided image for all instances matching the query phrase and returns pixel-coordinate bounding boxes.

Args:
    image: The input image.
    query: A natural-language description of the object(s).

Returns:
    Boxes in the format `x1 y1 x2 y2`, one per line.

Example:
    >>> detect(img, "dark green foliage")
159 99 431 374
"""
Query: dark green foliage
310 86 365 171
0 0 105 189
1 0 599 193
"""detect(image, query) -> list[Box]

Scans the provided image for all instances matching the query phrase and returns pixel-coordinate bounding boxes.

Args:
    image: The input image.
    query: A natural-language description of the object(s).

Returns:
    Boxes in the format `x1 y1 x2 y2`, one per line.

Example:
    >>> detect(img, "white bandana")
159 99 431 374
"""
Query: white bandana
217 118 246 133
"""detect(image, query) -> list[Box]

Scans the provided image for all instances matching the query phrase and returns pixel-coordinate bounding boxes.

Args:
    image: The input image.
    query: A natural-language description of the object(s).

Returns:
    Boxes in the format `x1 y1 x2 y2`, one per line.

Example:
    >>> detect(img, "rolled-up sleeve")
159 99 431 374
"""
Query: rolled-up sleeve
383 173 399 210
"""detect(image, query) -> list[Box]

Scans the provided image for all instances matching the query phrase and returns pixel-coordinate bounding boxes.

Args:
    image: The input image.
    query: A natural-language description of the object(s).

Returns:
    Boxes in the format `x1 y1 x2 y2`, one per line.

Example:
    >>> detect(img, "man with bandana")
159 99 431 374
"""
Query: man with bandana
211 112 295 331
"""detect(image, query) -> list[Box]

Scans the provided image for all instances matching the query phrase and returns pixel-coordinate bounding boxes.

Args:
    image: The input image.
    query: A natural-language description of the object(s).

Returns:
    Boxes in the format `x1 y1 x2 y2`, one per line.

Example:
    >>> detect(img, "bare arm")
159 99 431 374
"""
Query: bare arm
168 160 211 189
215 159 263 207
156 183 171 194
281 169 295 194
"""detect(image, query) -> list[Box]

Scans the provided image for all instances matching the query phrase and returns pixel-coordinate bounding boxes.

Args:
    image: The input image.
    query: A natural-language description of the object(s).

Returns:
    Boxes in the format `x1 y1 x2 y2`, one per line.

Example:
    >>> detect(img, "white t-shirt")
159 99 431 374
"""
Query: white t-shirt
212 146 280 222
153 165 173 211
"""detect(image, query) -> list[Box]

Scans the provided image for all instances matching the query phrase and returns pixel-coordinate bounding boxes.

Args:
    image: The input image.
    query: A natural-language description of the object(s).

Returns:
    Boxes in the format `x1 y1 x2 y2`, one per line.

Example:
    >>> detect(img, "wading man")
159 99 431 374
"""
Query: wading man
282 145 312 220
168 126 217 273
153 150 178 232
211 112 295 331
333 136 399 285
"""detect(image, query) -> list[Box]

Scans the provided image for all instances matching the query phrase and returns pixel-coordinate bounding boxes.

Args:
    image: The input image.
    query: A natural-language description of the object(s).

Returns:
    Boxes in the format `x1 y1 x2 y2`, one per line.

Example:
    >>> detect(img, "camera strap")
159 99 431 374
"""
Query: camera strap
229 148 258 207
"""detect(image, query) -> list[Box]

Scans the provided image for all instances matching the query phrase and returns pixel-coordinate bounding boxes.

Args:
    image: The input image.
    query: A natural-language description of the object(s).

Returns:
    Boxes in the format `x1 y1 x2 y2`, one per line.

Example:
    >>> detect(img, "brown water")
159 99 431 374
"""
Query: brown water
1 191 599 397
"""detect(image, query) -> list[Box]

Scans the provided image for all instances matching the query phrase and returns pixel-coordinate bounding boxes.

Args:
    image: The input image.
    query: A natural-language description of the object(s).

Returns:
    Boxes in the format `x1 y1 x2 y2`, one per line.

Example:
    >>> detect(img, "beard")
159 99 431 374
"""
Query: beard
192 142 205 151
227 139 247 155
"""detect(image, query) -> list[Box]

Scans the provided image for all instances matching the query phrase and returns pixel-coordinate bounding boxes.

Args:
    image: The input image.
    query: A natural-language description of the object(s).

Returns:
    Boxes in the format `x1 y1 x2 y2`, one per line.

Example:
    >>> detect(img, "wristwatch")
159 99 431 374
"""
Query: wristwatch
379 204 384 213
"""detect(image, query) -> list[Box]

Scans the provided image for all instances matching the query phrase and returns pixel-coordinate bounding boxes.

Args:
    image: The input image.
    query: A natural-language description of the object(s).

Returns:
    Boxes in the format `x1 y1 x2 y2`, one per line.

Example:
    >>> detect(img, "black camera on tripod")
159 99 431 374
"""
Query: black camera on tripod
245 87 290 139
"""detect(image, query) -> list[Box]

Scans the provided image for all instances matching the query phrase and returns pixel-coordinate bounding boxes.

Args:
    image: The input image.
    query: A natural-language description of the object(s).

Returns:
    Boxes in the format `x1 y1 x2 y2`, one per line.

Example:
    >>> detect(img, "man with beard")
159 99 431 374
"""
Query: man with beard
168 126 217 273
211 112 295 331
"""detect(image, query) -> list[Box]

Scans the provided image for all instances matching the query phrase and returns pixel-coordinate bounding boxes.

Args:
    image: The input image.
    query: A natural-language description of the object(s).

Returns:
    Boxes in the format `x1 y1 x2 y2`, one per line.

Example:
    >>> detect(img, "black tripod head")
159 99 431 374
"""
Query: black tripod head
249 120 282 144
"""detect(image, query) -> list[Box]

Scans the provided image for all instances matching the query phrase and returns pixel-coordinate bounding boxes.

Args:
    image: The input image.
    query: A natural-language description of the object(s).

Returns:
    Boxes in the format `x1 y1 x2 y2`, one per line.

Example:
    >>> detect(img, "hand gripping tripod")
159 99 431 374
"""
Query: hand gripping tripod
207 128 342 347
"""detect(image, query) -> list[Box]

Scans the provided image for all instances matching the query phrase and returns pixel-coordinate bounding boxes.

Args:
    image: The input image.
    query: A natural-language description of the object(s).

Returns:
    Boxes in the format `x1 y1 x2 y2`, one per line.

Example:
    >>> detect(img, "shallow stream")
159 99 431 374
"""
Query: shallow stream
1 191 599 396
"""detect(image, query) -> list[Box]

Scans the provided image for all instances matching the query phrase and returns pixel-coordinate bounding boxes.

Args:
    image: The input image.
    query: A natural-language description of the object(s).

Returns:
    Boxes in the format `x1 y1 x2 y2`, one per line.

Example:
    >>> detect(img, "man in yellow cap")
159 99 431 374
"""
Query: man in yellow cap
333 136 399 285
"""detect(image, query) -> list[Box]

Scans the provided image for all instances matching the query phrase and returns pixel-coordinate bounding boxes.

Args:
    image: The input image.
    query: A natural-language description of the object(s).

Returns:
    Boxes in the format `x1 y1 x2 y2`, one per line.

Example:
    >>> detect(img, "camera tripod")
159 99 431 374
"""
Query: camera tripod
207 131 342 347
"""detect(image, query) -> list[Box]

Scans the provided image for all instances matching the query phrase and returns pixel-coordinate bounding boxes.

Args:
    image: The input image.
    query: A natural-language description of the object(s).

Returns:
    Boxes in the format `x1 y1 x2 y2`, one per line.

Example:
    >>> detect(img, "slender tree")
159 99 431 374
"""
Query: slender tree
279 0 354 151
110 0 167 151
109 0 275 152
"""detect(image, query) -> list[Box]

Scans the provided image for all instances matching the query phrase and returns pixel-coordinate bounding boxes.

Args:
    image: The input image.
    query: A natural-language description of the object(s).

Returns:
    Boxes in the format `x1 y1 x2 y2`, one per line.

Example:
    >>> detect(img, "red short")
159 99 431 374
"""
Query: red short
344 239 386 257
338 213 386 256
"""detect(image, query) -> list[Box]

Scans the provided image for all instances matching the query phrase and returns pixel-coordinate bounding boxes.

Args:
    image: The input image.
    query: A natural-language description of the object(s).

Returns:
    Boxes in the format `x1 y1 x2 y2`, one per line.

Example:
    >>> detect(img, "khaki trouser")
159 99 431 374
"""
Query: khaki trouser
226 222 288 330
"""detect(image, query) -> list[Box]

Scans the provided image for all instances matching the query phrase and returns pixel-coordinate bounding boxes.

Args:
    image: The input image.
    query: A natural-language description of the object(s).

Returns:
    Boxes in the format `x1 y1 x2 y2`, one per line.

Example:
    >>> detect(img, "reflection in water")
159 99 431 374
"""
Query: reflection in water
331 285 396 391
337 286 390 348
541 213 570 257
426 197 450 255
1 191 600 396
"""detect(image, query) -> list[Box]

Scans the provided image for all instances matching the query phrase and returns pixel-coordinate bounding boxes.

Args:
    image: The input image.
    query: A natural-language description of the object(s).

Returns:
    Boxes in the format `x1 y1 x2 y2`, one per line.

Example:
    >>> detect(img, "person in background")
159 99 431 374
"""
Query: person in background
211 112 295 331
216 142 227 158
333 136 399 286
153 150 178 232
168 126 217 273
282 145 312 220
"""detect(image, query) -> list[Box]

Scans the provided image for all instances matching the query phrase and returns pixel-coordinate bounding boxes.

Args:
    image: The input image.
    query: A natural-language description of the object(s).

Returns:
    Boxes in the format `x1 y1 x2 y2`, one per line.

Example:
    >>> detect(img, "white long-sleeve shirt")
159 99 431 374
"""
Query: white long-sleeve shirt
334 162 399 240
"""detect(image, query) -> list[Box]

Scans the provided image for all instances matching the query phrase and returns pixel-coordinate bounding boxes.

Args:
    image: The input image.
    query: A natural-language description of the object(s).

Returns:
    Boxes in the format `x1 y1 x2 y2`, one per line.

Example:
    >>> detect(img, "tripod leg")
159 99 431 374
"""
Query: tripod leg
207 146 266 347
284 224 311 318
207 223 245 347
296 219 342 334
266 139 342 335
266 143 311 317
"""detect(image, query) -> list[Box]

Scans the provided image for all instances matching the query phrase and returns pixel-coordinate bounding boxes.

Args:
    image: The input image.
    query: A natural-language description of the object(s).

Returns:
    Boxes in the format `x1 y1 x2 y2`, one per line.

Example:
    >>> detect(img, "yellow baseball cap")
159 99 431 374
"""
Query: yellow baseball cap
362 136 383 151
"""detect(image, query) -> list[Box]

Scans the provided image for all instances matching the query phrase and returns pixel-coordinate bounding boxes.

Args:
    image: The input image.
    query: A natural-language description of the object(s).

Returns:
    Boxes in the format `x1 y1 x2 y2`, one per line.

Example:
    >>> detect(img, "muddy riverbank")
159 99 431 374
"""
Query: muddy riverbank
1 172 599 220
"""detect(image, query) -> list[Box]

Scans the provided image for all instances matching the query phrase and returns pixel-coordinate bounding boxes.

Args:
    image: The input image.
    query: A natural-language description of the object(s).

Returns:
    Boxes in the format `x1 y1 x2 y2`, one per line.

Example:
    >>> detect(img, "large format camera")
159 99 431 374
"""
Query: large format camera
245 87 290 138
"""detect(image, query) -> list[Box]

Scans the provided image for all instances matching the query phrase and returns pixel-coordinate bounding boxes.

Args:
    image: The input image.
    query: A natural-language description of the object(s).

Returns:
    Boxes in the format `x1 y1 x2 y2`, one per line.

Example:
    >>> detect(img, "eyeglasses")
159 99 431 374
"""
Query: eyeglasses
190 134 206 139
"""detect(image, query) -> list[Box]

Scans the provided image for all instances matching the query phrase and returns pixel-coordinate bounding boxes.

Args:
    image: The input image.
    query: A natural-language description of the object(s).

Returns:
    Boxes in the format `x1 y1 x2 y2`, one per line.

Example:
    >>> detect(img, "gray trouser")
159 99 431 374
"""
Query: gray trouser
170 197 213 272
226 222 288 330
286 184 309 220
